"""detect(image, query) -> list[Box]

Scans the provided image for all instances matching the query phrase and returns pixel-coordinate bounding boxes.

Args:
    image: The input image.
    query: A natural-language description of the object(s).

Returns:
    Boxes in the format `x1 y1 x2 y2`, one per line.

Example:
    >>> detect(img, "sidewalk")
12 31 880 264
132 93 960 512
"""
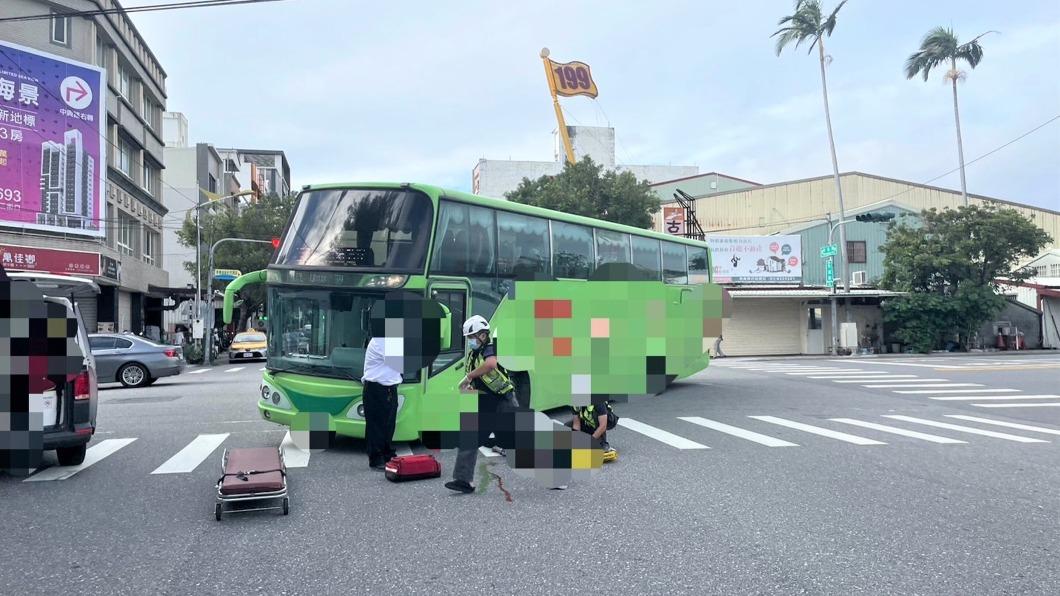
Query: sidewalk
715 349 1058 362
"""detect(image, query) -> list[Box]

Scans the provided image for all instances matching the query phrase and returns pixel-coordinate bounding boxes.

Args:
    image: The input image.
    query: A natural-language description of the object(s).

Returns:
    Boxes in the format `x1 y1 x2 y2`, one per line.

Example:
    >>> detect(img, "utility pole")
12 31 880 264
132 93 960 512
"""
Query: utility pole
204 237 274 365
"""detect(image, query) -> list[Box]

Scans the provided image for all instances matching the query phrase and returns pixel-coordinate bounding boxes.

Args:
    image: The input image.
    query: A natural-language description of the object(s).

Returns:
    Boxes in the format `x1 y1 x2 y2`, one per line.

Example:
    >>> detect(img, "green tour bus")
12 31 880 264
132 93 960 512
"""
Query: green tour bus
223 183 727 442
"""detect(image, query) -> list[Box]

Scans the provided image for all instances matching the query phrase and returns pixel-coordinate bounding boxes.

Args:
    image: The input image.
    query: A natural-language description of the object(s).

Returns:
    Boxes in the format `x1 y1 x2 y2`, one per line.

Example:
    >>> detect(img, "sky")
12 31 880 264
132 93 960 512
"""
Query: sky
129 0 1060 211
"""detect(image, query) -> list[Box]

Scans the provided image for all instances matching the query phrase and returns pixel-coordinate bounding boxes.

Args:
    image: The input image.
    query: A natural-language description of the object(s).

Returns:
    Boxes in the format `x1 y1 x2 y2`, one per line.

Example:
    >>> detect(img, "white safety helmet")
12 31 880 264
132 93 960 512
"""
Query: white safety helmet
462 315 490 337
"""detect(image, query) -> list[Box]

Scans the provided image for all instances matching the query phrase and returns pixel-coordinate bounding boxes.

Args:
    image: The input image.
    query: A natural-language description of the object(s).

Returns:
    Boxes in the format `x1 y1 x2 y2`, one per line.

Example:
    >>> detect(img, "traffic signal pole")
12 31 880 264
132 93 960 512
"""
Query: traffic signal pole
204 237 276 365
826 212 895 355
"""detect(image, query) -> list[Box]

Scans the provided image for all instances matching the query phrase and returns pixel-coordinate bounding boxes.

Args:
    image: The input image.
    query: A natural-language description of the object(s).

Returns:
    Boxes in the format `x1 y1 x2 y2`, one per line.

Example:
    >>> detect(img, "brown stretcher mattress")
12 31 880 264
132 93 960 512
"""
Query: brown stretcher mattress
219 447 286 495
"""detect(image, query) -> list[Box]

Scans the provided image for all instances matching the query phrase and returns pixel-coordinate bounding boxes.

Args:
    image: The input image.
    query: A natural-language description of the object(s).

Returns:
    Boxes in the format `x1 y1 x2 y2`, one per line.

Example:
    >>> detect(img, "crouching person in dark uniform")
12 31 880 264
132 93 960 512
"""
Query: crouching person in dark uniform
572 402 618 462
362 334 402 470
445 315 519 494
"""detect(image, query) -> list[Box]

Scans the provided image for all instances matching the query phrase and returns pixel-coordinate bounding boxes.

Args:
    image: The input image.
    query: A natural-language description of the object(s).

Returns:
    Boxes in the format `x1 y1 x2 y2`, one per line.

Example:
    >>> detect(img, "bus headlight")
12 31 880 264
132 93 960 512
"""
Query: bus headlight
364 274 407 288
259 382 292 411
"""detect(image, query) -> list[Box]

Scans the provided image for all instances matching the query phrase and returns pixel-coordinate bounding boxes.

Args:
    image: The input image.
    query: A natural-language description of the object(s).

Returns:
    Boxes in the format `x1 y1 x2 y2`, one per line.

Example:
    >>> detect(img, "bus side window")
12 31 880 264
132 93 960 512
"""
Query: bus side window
662 242 688 284
497 211 550 278
430 200 495 276
687 247 709 284
595 230 631 266
551 221 593 279
430 289 467 377
632 236 662 280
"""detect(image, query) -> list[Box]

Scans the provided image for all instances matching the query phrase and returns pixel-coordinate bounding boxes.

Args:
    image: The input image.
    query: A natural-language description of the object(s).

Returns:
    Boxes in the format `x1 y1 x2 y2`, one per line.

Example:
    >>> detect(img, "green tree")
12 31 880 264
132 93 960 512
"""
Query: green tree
905 27 994 206
773 0 852 291
505 157 659 228
879 204 1051 352
176 193 296 331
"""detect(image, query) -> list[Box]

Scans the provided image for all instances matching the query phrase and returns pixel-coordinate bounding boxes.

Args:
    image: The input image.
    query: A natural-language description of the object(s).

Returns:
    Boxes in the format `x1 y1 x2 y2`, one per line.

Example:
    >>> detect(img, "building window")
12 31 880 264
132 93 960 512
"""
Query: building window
118 139 132 176
95 37 107 68
808 307 823 330
117 213 134 256
118 63 131 98
1050 264 1060 277
847 241 867 264
142 161 157 195
51 12 70 46
143 229 157 265
141 96 155 128
208 174 217 194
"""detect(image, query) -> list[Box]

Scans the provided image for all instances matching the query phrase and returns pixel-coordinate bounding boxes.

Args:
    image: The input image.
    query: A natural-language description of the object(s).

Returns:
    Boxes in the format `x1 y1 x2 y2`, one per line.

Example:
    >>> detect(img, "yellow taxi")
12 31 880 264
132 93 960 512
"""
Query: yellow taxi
229 331 268 362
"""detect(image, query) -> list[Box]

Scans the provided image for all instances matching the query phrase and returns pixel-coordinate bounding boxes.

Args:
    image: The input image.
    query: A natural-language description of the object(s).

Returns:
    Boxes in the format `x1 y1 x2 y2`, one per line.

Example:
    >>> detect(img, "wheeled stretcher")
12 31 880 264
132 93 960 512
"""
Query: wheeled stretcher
215 447 289 520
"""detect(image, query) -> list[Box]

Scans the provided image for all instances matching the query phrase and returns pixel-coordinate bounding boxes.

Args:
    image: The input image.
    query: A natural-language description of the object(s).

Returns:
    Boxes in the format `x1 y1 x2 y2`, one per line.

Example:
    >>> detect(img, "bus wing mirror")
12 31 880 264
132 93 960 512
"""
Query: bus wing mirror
438 303 452 351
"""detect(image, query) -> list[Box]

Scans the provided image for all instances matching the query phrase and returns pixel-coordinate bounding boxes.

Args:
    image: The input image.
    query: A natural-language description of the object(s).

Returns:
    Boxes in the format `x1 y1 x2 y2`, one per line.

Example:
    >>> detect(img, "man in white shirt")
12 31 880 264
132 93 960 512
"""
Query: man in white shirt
362 334 403 470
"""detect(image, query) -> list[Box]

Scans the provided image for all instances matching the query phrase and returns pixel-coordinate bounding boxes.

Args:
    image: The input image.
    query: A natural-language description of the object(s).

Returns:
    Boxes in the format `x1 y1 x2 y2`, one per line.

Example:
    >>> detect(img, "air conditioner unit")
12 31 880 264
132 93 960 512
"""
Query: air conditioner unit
851 270 868 286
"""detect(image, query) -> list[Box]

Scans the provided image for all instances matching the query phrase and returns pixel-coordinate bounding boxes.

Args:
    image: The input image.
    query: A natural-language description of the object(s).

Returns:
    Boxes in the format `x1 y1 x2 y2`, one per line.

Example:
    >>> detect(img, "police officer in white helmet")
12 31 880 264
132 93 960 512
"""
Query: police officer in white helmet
444 315 519 494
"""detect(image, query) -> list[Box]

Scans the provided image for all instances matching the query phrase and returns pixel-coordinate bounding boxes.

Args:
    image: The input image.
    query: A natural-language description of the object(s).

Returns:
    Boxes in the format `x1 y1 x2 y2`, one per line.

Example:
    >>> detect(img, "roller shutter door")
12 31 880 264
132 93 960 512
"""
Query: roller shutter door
73 295 98 333
721 298 802 356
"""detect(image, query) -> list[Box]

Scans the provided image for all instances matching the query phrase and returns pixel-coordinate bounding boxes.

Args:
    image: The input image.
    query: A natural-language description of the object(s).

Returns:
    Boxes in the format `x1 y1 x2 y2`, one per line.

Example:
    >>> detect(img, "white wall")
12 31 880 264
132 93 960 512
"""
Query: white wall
161 146 199 289
722 298 803 355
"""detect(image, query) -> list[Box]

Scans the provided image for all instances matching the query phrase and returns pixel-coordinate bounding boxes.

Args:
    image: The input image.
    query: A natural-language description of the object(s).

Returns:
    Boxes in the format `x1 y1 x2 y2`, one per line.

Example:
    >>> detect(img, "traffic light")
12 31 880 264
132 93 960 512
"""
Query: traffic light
855 212 896 223
271 237 280 249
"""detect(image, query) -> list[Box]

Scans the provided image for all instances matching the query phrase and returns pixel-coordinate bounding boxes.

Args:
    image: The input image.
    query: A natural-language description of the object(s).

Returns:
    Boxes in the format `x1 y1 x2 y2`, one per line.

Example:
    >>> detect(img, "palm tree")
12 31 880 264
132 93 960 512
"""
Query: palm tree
905 27 994 207
773 0 850 293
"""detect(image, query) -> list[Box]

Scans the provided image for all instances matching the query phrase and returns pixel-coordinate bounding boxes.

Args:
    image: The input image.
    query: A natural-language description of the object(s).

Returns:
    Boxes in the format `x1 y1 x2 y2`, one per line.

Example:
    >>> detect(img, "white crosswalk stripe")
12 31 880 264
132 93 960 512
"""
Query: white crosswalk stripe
786 371 885 376
862 383 979 388
395 444 414 457
748 416 886 445
617 418 709 449
24 438 138 482
225 367 245 373
972 402 1060 408
943 416 1060 435
828 418 966 444
279 431 311 467
931 394 1060 401
830 376 921 382
259 367 266 371
151 433 229 474
893 388 1021 394
189 368 210 374
882 415 1048 443
678 416 799 447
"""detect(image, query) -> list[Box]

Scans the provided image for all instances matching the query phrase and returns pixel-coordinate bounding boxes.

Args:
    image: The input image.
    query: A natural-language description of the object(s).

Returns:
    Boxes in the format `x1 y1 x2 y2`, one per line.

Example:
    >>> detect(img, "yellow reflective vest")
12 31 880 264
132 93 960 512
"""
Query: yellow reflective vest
465 345 515 396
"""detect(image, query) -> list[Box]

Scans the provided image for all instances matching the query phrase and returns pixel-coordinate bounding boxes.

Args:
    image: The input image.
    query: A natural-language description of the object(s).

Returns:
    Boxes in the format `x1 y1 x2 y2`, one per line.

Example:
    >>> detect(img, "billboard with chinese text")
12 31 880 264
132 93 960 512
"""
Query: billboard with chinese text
662 206 685 236
0 41 106 238
707 235 802 284
0 243 101 276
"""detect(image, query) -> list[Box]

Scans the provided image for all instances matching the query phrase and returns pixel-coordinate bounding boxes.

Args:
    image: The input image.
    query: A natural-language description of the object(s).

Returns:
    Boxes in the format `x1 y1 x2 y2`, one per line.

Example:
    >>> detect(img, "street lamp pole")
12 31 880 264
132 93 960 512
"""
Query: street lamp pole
204 237 274 365
191 190 254 347
827 215 852 356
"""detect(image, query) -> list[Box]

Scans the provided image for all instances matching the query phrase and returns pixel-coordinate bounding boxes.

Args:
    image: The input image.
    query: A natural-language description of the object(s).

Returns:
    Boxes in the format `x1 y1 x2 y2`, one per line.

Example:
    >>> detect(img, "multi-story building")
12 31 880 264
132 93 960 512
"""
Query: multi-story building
0 0 169 336
215 147 291 198
159 111 247 334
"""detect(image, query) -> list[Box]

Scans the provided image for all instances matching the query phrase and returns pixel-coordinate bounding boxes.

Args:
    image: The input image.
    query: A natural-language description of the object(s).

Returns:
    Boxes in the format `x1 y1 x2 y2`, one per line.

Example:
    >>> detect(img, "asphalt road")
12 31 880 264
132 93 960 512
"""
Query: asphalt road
2 353 1059 595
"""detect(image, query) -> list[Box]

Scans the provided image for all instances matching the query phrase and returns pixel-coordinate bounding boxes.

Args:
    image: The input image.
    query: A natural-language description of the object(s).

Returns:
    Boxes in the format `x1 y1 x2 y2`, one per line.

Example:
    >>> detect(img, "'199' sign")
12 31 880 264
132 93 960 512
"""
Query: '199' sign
548 59 599 98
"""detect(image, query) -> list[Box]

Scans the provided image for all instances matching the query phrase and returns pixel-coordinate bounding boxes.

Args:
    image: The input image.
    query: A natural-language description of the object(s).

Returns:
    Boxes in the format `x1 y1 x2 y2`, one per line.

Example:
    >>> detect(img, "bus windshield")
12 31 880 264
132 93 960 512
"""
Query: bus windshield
269 287 380 381
275 188 434 271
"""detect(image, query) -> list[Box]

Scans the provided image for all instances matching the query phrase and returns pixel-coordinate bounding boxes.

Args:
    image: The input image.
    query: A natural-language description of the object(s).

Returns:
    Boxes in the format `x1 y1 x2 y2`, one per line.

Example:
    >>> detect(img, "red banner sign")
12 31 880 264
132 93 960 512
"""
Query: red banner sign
0 243 101 276
663 206 686 236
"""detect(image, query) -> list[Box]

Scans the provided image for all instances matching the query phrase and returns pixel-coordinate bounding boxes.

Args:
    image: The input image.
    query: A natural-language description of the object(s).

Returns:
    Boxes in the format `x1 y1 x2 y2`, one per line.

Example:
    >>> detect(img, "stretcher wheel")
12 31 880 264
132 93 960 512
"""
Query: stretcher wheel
215 503 223 521
282 498 289 515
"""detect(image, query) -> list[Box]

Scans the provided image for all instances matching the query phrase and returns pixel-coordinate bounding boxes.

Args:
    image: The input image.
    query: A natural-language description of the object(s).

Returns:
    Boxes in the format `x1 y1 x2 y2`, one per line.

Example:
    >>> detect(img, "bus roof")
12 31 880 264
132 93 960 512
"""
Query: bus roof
301 182 710 249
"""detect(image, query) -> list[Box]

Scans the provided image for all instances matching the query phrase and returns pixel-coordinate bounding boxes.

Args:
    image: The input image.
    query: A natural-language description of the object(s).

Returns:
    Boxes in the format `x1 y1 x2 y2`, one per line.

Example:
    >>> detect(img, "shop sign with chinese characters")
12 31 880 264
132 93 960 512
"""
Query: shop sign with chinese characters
0 243 101 276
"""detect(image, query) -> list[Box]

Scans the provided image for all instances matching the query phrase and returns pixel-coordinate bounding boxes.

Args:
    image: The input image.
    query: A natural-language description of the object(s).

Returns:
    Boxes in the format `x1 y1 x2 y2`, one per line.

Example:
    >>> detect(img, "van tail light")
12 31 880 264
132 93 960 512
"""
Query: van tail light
164 348 177 358
74 370 92 401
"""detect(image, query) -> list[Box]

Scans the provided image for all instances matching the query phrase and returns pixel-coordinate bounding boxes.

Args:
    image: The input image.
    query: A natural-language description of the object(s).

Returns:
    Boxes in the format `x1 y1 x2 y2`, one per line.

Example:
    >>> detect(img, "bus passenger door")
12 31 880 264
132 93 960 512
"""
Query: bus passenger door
427 282 469 379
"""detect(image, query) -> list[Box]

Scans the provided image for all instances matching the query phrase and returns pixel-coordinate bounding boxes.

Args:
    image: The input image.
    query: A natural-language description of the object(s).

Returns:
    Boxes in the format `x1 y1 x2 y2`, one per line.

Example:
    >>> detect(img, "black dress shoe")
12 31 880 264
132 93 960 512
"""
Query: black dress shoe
369 461 386 470
444 480 474 493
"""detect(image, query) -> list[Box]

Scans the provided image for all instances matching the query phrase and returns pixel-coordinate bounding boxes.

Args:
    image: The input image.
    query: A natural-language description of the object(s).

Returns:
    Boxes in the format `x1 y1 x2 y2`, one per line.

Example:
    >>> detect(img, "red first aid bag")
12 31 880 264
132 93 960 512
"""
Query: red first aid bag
384 454 441 482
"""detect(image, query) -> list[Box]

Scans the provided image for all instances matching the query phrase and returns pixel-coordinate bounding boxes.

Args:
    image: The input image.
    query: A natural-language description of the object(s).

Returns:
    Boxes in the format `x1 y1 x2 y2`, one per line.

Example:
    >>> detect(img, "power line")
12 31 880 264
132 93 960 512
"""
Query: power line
0 0 288 23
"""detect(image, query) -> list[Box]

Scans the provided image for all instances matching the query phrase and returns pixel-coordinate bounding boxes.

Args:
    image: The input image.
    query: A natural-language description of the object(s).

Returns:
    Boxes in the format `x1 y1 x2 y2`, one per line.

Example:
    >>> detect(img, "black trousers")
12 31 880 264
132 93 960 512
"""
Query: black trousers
363 380 398 465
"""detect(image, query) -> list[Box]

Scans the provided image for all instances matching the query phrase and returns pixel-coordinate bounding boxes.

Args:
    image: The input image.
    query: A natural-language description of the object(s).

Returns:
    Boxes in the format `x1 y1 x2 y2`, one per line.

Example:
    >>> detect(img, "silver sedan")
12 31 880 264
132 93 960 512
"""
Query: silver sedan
88 333 187 388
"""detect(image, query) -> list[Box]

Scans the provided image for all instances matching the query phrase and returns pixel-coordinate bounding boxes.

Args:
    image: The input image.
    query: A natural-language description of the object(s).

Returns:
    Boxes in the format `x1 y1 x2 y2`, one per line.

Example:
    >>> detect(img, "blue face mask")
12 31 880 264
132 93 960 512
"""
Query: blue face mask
468 338 480 350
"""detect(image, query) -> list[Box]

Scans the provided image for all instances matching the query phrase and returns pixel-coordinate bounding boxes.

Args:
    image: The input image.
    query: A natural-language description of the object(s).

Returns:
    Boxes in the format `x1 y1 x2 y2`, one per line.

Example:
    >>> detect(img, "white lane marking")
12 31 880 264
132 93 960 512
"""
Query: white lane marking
617 418 709 449
748 416 886 445
395 443 414 457
831 360 958 369
972 402 1060 408
830 376 923 382
931 394 1060 401
679 417 798 447
151 433 229 474
786 371 885 376
225 367 245 373
279 431 310 468
828 418 966 444
944 415 1060 436
189 369 210 374
863 383 983 389
478 446 501 458
894 388 1021 394
24 438 138 482
749 368 853 372
882 416 1048 443
259 367 266 371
